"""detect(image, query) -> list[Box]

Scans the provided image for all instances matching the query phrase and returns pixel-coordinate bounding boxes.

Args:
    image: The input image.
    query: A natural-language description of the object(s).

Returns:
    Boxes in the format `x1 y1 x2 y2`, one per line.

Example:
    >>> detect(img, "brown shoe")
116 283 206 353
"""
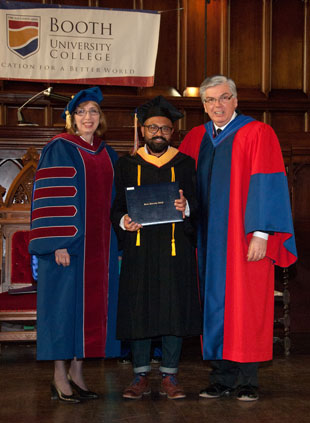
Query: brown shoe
122 374 151 399
160 375 186 399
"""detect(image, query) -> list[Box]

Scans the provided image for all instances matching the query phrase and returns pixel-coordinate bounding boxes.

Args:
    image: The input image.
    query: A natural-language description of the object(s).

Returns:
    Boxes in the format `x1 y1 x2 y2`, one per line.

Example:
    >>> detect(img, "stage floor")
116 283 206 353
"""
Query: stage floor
0 334 309 423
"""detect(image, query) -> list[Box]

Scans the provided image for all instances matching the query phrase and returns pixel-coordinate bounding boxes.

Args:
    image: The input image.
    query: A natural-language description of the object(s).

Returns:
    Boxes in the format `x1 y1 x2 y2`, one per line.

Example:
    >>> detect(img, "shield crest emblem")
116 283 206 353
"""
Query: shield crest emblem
7 14 40 59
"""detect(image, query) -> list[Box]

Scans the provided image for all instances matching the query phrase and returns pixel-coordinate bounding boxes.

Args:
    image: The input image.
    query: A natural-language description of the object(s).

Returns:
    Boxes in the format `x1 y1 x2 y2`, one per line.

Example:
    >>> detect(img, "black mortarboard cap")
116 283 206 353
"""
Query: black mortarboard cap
136 95 183 124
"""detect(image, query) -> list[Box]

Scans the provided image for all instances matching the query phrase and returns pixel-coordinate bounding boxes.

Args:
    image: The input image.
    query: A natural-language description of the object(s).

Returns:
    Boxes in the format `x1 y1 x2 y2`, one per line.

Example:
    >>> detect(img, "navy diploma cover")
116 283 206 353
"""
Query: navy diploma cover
125 182 183 226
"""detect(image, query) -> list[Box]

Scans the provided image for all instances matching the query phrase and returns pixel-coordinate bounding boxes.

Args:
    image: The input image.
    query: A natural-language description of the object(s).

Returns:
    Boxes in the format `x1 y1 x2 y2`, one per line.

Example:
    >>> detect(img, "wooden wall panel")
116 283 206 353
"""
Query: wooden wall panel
206 0 226 76
184 0 205 89
243 111 265 123
271 0 305 91
271 112 306 133
0 81 46 94
18 0 42 3
99 1 135 8
304 1 310 94
183 108 205 129
229 0 263 90
51 0 90 5
143 0 180 89
103 109 133 129
293 164 310 224
51 108 66 127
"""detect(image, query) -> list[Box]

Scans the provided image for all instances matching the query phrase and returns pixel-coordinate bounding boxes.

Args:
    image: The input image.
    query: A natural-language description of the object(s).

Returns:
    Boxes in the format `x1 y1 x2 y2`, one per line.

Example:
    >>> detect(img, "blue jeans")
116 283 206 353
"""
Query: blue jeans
131 335 183 374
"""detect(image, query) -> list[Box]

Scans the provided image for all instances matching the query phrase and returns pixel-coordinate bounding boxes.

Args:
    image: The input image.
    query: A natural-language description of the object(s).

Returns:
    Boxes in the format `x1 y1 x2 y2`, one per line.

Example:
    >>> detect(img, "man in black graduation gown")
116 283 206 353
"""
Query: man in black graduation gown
111 96 201 400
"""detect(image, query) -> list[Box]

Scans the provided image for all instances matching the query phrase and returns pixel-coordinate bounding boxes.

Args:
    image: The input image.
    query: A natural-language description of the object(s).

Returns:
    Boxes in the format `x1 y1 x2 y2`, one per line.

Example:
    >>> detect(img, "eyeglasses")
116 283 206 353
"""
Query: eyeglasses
203 94 233 105
75 108 100 117
143 124 173 135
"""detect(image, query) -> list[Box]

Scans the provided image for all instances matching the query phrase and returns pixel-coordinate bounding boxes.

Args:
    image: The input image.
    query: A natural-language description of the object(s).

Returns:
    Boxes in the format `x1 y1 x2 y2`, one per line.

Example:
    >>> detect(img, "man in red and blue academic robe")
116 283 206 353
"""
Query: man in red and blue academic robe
179 75 297 401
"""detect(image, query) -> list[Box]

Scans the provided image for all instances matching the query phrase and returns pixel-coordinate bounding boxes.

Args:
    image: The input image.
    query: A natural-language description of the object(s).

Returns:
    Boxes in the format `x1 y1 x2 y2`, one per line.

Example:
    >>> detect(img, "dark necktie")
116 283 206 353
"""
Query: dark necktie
216 128 222 136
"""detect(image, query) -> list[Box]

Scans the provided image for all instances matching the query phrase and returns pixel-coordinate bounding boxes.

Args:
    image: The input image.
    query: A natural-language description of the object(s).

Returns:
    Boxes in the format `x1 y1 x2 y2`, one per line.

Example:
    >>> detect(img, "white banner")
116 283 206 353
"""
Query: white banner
0 1 160 86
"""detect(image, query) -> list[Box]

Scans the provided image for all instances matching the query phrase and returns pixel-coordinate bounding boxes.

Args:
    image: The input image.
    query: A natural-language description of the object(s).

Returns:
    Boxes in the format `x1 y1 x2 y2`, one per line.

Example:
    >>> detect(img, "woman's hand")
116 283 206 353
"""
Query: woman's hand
55 249 70 267
174 189 186 218
124 214 142 232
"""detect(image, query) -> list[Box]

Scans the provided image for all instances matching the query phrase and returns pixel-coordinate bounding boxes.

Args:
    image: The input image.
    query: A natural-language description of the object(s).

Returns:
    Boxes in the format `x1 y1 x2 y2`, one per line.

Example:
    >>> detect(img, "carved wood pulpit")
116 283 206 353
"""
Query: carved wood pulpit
0 148 39 348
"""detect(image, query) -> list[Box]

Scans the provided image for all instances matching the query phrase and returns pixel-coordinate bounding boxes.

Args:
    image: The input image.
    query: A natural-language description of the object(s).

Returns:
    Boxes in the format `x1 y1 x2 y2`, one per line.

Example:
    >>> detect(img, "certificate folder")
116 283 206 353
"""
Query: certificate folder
125 182 183 226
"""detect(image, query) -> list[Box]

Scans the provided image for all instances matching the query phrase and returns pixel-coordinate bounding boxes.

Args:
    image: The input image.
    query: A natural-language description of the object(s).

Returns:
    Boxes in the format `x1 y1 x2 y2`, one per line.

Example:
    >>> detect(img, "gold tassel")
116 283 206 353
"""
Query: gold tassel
171 167 176 255
171 167 175 182
136 229 141 246
131 111 139 155
65 110 72 129
137 164 141 186
171 223 176 256
136 164 141 247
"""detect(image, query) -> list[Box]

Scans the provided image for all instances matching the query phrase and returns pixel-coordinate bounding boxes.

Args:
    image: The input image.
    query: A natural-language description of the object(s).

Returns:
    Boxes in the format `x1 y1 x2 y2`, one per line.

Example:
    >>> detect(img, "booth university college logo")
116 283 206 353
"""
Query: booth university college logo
7 14 40 59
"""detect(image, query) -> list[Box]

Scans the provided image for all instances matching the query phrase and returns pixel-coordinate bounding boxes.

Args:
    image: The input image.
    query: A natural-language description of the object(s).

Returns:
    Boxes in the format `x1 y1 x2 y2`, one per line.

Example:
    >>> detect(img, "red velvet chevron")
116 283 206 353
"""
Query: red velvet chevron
30 166 78 245
32 205 77 220
35 167 76 180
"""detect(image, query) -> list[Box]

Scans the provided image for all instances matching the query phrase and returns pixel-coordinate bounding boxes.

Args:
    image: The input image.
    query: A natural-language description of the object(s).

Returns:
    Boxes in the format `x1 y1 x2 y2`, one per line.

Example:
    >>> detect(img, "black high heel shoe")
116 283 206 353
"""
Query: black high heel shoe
51 382 81 404
67 374 99 399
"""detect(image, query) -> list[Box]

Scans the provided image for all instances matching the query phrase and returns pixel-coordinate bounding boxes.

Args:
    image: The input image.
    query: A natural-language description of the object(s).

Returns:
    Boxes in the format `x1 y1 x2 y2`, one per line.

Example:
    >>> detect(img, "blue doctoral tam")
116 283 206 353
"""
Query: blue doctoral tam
62 86 103 120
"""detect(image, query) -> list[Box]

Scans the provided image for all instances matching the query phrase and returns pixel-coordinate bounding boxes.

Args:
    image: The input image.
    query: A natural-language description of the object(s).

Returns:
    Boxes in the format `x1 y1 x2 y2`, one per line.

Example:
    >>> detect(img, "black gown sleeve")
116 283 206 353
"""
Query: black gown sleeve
110 156 129 251
179 156 198 246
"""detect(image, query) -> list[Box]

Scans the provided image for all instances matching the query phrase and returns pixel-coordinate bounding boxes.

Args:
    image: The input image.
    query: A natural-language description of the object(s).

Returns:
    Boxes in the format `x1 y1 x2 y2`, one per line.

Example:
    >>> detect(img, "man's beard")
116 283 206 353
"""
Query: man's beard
146 136 169 154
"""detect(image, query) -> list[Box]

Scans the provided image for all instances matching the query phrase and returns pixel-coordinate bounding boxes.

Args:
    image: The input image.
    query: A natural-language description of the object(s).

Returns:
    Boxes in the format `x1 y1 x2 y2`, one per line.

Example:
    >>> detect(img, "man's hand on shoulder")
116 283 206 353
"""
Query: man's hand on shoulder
247 236 267 262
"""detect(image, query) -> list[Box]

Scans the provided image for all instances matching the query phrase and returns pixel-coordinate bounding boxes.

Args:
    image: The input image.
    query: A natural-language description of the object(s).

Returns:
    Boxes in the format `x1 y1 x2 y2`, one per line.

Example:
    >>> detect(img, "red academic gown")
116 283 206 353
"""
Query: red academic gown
179 115 297 362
